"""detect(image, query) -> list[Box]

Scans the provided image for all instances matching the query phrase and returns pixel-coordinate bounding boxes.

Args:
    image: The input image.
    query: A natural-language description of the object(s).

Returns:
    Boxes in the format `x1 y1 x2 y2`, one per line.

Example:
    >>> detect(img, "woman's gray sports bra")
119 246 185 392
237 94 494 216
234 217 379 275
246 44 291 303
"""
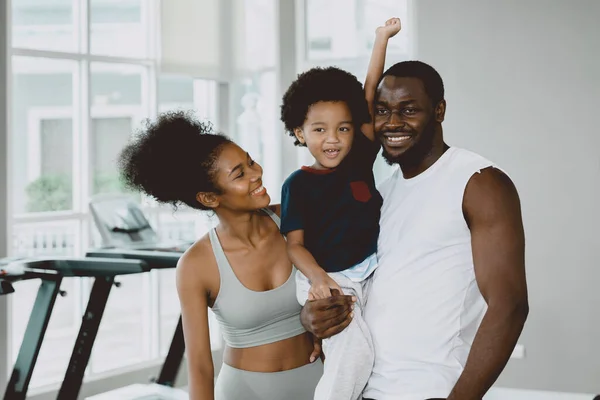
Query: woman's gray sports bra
209 208 306 348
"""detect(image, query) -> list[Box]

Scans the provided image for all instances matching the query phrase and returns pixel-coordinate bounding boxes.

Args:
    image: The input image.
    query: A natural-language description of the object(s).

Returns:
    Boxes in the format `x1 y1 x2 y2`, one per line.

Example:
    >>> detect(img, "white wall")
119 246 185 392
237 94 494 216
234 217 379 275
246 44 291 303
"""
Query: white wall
413 0 600 394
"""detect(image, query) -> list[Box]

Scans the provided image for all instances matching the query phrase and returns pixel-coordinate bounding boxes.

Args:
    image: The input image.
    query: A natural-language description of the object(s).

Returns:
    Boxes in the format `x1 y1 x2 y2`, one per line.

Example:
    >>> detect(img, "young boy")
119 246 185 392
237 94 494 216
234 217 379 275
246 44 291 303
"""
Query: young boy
280 18 401 400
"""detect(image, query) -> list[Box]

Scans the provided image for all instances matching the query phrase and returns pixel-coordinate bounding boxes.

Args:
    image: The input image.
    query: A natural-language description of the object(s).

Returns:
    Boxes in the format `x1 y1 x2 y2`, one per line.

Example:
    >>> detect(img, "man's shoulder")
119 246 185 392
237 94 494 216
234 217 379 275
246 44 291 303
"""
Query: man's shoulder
448 147 497 167
442 147 504 181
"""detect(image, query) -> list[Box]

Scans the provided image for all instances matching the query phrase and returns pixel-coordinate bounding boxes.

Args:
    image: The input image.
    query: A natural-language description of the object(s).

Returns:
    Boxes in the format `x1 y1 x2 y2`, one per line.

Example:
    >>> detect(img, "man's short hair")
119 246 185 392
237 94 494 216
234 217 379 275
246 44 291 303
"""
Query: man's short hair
379 61 445 106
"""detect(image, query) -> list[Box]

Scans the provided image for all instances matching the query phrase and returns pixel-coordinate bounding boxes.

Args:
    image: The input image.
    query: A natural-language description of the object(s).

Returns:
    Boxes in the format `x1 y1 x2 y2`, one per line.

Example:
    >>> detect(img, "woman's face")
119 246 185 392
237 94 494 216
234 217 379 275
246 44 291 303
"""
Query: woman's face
210 143 271 211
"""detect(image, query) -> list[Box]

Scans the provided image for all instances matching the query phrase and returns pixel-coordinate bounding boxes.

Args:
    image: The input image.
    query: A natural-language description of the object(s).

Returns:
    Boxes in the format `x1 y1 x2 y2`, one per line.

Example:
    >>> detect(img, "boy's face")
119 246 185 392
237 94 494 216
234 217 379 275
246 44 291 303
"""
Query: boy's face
294 101 354 170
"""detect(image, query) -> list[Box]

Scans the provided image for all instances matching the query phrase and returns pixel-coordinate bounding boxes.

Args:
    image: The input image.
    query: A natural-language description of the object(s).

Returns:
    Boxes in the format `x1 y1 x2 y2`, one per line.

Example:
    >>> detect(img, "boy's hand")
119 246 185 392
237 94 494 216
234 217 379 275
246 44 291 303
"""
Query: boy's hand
376 17 401 39
309 272 344 300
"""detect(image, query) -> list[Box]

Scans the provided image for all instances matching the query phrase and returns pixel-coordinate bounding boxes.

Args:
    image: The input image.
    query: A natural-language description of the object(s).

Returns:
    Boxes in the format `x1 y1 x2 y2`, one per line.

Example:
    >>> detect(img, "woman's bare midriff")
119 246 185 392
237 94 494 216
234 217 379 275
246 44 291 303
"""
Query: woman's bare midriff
223 331 315 372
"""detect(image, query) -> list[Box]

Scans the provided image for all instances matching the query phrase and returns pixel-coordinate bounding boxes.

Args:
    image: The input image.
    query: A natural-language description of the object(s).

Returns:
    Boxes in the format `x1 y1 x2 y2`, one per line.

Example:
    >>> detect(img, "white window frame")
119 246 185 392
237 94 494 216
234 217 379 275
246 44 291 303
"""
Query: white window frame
26 105 144 183
2 0 234 398
3 0 298 398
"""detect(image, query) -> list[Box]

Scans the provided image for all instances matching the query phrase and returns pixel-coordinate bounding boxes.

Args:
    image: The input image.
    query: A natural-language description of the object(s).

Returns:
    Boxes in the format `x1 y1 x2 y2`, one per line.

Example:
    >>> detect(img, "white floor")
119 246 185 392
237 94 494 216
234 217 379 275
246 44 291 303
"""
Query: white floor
486 387 597 400
84 383 598 400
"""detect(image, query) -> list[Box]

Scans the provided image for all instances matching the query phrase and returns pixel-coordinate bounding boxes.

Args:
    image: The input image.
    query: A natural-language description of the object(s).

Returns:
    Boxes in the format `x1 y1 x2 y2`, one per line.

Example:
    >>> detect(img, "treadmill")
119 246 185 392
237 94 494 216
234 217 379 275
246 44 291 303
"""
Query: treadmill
0 256 149 400
59 194 191 400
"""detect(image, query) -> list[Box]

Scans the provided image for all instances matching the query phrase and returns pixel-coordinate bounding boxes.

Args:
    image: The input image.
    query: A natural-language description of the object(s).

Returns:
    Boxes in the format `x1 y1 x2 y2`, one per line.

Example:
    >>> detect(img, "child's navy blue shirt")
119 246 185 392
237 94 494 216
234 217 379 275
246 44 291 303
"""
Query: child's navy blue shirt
280 132 383 273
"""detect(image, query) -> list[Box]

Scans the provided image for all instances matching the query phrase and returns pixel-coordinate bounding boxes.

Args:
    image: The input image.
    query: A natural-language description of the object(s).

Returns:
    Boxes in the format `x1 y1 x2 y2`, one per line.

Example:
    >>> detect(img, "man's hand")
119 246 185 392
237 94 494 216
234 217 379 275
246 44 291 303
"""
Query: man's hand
309 337 322 363
300 289 355 339
376 17 401 39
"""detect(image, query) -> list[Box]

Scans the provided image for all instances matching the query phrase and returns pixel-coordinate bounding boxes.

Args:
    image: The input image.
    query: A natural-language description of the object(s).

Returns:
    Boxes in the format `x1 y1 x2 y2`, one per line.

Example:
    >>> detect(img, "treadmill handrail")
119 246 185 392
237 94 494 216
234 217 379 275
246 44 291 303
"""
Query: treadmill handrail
0 257 150 278
86 249 182 269
0 279 15 295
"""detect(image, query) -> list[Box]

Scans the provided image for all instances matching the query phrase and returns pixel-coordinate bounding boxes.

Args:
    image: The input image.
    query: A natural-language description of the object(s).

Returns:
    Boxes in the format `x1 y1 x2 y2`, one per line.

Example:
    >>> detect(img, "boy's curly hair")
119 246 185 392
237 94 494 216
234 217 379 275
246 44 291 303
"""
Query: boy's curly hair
280 67 371 146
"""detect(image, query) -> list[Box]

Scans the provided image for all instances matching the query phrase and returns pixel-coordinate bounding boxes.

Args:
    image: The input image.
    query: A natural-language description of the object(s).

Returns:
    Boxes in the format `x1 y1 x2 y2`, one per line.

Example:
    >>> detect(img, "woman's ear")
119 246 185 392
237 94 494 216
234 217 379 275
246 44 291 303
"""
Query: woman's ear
196 192 219 209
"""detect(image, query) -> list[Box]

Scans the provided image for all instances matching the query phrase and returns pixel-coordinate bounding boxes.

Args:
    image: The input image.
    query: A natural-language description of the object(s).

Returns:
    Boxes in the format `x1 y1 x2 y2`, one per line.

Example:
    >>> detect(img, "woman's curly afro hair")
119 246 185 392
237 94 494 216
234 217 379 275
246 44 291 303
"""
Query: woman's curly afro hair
280 66 371 146
119 110 231 210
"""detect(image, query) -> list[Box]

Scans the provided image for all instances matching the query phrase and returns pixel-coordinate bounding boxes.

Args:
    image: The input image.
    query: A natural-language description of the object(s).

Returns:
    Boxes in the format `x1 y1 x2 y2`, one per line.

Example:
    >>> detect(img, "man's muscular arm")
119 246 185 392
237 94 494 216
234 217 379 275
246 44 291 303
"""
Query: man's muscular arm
447 167 529 400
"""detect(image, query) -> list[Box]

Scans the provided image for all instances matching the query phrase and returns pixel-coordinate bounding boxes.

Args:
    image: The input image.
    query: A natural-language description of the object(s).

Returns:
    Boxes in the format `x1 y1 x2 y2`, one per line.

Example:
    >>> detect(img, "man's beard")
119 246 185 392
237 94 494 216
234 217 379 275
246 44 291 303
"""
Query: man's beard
381 117 437 167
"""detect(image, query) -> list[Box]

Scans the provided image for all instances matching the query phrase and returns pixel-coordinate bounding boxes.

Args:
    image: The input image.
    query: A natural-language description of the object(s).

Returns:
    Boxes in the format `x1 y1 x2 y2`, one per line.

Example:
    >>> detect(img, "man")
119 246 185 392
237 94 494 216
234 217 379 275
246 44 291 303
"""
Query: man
300 61 529 400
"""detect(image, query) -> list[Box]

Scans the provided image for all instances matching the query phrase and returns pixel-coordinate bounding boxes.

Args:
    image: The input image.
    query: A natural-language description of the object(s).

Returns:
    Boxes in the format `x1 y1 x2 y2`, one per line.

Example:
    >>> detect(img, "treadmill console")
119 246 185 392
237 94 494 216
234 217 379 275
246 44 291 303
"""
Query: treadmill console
89 194 191 251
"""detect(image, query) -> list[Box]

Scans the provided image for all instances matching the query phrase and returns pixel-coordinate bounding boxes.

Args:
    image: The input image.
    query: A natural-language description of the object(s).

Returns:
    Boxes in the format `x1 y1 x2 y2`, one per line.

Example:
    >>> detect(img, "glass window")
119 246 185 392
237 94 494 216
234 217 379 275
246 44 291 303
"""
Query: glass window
305 0 409 61
12 57 76 214
12 0 77 52
90 63 146 196
232 71 278 199
90 0 149 58
239 0 276 71
6 0 231 390
158 75 218 122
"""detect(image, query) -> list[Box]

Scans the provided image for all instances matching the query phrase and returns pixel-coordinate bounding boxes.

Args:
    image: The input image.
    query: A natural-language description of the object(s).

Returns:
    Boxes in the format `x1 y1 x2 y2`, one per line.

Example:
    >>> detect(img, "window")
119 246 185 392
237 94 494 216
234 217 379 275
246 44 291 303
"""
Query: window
90 0 150 58
304 0 410 61
231 0 280 199
7 0 228 391
12 0 76 52
12 57 77 214
90 63 146 195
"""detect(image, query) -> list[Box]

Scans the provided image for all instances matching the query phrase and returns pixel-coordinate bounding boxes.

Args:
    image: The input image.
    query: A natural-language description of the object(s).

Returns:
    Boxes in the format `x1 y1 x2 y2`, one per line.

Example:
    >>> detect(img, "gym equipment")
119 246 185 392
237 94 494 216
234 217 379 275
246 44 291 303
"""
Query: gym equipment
90 193 191 251
58 194 190 400
0 256 149 400
0 278 15 294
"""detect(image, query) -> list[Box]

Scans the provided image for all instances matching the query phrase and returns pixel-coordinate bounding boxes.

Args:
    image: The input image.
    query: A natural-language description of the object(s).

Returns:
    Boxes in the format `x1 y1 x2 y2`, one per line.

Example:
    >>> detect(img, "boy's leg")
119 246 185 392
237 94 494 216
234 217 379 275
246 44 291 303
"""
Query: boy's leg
295 270 311 306
314 273 374 400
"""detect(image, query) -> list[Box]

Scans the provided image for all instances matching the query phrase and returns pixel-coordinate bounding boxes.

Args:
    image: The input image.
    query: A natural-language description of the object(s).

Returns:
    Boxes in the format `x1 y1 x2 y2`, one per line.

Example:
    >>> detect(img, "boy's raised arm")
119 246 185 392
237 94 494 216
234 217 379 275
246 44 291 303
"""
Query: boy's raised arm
362 17 401 141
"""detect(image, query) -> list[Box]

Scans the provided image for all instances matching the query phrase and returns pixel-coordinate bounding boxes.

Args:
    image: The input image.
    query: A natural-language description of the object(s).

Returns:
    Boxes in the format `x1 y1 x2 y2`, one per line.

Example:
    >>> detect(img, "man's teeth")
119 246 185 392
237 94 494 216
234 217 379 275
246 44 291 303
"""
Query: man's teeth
387 136 410 142
251 185 264 195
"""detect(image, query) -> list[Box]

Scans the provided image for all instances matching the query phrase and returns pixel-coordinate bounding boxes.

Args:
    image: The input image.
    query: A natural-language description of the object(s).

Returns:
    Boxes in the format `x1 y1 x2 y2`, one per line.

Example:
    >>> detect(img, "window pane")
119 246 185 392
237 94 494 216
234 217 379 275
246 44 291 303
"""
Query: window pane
12 0 77 52
90 274 152 372
90 0 149 58
158 75 218 122
12 57 75 214
10 220 81 389
232 72 278 200
305 0 409 61
239 0 276 71
158 75 194 113
91 63 145 196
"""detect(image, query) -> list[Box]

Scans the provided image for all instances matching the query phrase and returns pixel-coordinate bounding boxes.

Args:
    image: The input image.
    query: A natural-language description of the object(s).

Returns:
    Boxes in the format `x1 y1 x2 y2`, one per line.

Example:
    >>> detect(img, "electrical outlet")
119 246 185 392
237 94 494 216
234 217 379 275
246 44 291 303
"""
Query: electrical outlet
510 343 526 359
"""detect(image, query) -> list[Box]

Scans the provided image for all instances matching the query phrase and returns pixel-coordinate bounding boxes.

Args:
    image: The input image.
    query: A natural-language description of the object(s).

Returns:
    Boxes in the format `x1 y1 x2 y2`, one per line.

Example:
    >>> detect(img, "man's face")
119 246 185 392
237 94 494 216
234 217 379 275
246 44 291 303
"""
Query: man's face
374 76 442 165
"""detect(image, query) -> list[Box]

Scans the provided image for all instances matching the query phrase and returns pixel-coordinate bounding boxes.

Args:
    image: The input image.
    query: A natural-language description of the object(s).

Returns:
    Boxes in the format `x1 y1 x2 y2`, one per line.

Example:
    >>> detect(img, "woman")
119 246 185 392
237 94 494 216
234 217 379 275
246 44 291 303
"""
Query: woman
119 111 324 399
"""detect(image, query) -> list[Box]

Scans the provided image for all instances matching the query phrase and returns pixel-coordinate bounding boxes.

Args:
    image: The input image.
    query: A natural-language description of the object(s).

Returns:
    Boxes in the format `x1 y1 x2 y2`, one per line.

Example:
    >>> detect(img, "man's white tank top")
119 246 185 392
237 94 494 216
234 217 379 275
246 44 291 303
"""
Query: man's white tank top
363 147 496 400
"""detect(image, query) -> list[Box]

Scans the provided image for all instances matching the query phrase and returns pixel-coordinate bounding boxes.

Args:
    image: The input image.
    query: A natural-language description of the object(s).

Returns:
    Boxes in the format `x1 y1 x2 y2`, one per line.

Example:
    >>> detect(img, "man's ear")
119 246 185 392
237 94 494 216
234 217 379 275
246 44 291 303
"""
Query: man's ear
294 128 306 145
196 192 219 209
435 100 446 123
